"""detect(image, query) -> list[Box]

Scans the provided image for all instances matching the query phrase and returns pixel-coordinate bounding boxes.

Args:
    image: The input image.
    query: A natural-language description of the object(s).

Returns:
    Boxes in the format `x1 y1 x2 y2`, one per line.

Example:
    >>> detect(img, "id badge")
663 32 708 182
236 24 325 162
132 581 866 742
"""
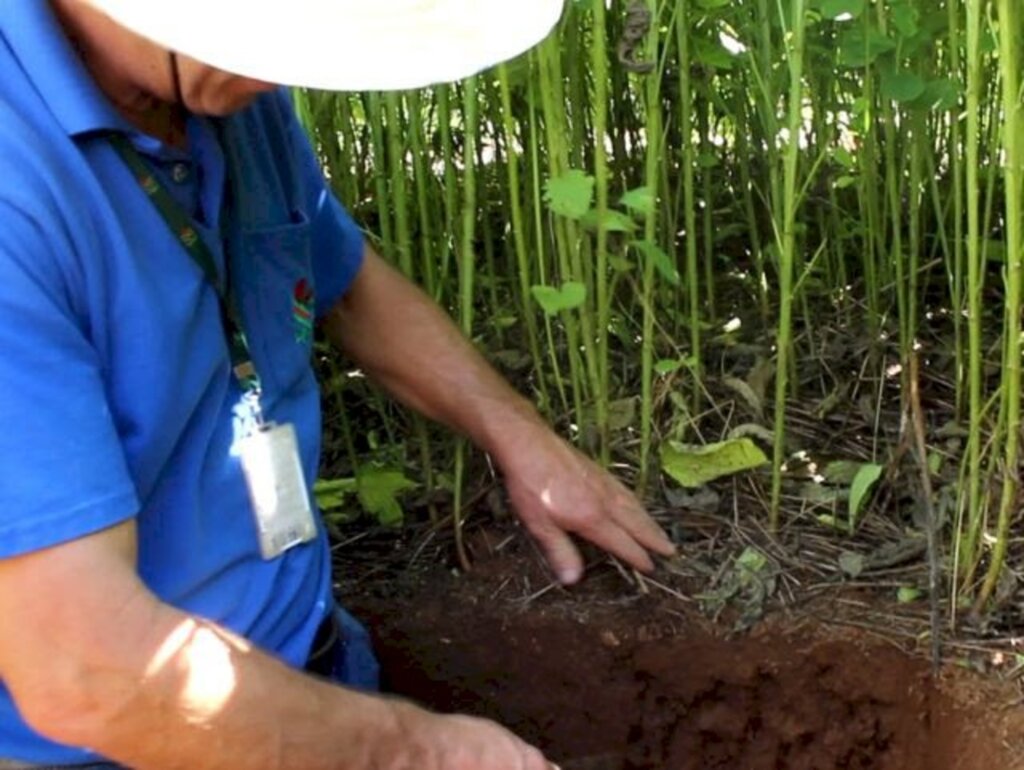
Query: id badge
238 422 318 560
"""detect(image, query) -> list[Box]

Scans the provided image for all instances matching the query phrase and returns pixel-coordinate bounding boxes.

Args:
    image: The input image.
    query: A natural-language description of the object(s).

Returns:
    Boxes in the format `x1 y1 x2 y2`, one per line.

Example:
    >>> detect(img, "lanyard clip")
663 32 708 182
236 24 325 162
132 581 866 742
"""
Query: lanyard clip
242 387 266 429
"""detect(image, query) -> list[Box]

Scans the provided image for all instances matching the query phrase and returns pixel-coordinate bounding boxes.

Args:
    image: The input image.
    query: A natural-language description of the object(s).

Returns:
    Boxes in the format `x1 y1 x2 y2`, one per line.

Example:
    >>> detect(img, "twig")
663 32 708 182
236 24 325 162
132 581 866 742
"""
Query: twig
909 348 943 676
517 580 560 607
636 573 693 603
407 529 438 567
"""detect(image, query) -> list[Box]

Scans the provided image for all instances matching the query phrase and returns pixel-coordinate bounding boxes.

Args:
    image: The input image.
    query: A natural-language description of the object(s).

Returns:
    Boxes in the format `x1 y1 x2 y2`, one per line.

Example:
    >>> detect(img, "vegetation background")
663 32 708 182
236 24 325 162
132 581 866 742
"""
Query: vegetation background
294 0 1022 630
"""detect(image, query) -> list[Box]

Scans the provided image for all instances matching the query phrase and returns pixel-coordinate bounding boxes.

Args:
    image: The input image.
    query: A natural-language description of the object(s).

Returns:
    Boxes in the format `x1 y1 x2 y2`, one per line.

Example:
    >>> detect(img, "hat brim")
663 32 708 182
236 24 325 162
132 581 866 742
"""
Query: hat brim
88 0 564 91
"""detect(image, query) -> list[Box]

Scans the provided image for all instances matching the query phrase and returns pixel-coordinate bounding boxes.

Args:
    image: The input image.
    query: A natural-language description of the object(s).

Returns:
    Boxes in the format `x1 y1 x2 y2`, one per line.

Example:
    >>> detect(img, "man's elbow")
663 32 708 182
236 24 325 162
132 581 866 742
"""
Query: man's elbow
4 595 167 749
13 653 140 748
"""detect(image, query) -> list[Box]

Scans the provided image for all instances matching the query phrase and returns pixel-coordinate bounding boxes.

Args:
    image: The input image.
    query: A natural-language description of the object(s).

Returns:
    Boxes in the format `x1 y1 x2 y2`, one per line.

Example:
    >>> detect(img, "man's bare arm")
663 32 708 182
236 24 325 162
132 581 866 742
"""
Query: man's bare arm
0 521 549 770
323 247 675 584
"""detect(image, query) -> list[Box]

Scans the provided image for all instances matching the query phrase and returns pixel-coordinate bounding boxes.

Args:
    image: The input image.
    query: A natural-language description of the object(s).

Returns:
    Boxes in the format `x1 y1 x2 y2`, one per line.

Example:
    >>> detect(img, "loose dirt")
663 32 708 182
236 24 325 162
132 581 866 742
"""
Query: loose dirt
340 527 1024 770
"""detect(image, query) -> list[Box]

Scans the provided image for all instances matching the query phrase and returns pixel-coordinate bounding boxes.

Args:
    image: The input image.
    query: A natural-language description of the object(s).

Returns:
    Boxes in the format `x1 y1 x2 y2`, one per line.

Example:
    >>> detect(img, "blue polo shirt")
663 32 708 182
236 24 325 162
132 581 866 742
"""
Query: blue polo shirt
0 2 365 763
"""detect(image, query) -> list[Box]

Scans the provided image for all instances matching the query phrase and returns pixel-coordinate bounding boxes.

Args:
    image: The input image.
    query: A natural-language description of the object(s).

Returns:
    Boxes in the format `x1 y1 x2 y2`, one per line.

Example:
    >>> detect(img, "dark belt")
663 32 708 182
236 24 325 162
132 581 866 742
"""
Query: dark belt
0 762 115 769
304 610 341 678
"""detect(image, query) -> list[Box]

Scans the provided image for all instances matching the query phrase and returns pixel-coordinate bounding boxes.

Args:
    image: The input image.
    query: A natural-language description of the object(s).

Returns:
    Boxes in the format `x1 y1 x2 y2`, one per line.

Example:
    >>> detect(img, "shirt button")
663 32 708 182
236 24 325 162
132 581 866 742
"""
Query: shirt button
171 163 191 184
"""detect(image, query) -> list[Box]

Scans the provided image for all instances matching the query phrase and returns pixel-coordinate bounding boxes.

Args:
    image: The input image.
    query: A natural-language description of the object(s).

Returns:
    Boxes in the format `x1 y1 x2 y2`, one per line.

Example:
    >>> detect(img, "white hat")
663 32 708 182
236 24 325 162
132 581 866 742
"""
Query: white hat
86 0 565 91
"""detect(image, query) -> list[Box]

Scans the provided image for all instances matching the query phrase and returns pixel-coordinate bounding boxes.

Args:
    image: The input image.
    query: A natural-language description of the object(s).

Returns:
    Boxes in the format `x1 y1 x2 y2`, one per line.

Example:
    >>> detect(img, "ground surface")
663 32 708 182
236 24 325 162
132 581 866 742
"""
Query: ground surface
338 521 1024 770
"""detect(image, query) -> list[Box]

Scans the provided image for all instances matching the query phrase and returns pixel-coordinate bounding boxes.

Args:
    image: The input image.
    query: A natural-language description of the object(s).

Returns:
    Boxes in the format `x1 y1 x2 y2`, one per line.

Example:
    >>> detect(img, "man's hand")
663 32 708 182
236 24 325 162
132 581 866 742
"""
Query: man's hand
394 704 553 770
497 427 676 585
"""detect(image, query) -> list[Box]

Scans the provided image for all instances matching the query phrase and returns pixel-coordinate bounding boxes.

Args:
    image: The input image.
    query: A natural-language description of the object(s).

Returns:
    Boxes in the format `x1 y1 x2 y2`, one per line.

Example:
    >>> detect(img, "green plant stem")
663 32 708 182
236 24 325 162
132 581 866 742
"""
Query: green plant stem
975 0 1022 611
451 76 481 573
769 0 808 531
498 64 551 414
958 0 988 587
638 0 663 494
676 0 702 413
590 0 612 464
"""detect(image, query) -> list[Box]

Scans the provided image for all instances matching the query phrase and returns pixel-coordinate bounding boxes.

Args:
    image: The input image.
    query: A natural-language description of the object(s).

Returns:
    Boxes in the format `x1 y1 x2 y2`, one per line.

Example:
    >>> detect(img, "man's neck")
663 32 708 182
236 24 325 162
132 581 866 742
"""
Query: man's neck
50 0 187 148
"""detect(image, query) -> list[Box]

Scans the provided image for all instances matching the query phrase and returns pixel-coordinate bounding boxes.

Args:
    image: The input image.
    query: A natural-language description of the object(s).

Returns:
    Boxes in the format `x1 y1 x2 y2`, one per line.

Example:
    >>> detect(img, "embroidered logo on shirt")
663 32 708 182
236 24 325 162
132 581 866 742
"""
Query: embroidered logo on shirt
179 226 199 249
139 173 160 196
292 278 315 343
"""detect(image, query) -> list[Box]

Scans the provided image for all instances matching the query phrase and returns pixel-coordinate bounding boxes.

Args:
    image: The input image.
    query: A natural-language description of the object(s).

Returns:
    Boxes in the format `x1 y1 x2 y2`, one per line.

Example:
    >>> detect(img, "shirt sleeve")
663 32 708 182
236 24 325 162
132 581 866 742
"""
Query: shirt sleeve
0 202 139 558
277 90 366 319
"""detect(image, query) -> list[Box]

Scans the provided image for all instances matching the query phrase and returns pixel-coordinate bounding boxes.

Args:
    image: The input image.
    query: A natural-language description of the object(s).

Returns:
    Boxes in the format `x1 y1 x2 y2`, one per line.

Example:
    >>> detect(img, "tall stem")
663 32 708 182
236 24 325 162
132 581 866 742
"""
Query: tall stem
770 0 808 531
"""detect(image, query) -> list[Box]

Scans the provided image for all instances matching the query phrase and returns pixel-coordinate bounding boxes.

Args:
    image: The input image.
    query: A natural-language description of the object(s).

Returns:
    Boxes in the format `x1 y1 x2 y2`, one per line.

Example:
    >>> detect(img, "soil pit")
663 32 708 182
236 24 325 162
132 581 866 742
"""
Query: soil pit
347 578 1024 770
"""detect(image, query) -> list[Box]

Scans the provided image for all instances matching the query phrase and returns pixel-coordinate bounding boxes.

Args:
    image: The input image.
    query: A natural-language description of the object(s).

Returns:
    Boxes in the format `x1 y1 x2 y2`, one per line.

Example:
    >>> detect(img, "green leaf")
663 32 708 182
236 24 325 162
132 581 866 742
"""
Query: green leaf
620 186 655 216
607 397 638 431
544 170 595 220
530 282 588 315
910 77 961 112
655 358 685 375
897 586 923 604
609 255 635 273
801 482 846 505
823 459 861 485
722 376 763 417
984 239 1008 263
491 349 531 371
880 70 926 103
849 463 884 528
820 0 865 20
817 514 844 530
980 26 997 54
630 240 681 286
693 38 736 70
836 27 896 68
839 551 865 578
355 467 417 528
900 27 934 57
314 477 357 512
580 208 637 233
833 146 856 170
736 547 768 573
661 438 769 489
727 423 775 446
697 152 720 169
889 1 919 37
695 0 731 8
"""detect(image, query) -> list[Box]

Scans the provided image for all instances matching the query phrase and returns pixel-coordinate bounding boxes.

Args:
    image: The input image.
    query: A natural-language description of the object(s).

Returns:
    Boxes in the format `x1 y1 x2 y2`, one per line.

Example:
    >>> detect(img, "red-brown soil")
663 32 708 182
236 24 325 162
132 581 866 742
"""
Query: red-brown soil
340 528 1024 770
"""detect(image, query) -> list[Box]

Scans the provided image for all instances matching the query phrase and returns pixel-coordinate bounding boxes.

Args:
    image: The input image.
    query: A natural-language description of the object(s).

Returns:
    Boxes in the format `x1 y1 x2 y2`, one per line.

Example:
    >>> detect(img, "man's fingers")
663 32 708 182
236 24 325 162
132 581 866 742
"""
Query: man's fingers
620 502 677 557
524 518 585 585
575 517 656 574
606 485 676 557
526 490 668 579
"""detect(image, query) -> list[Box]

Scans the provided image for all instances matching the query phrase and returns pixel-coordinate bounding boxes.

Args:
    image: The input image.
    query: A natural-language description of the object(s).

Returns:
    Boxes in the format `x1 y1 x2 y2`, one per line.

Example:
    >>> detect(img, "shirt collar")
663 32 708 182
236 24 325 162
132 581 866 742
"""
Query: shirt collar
0 0 128 137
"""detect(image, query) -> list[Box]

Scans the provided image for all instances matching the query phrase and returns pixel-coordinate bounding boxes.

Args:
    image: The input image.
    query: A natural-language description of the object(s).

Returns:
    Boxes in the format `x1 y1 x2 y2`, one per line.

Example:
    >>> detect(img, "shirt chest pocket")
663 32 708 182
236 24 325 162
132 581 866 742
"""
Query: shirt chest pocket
233 212 318 406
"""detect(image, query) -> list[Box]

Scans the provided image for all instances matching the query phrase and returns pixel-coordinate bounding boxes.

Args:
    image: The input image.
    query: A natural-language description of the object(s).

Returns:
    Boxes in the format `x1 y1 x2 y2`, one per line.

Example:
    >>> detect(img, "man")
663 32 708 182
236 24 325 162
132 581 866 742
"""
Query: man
0 1 676 768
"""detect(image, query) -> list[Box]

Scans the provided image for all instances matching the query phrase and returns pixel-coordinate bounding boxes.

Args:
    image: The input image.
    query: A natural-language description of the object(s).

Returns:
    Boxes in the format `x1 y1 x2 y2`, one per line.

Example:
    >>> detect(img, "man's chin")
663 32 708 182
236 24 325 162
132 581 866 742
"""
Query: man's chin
195 91 269 117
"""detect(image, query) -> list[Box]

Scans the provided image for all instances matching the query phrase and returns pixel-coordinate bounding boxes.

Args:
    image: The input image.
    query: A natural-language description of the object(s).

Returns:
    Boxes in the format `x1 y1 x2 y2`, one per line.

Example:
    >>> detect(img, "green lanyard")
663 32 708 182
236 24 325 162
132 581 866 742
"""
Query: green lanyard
109 134 265 423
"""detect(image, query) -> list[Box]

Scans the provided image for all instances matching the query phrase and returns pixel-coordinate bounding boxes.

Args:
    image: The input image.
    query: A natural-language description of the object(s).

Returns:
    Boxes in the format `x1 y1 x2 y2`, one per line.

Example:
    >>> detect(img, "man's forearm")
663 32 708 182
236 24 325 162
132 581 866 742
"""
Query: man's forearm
10 583 399 769
323 248 549 464
39 606 546 770
69 611 400 770
0 522 399 770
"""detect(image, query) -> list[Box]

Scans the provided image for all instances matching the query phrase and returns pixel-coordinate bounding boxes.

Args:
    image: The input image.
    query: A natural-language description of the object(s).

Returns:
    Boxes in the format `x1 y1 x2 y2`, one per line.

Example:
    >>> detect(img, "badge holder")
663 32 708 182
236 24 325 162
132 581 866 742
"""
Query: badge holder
239 418 318 560
235 370 318 560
